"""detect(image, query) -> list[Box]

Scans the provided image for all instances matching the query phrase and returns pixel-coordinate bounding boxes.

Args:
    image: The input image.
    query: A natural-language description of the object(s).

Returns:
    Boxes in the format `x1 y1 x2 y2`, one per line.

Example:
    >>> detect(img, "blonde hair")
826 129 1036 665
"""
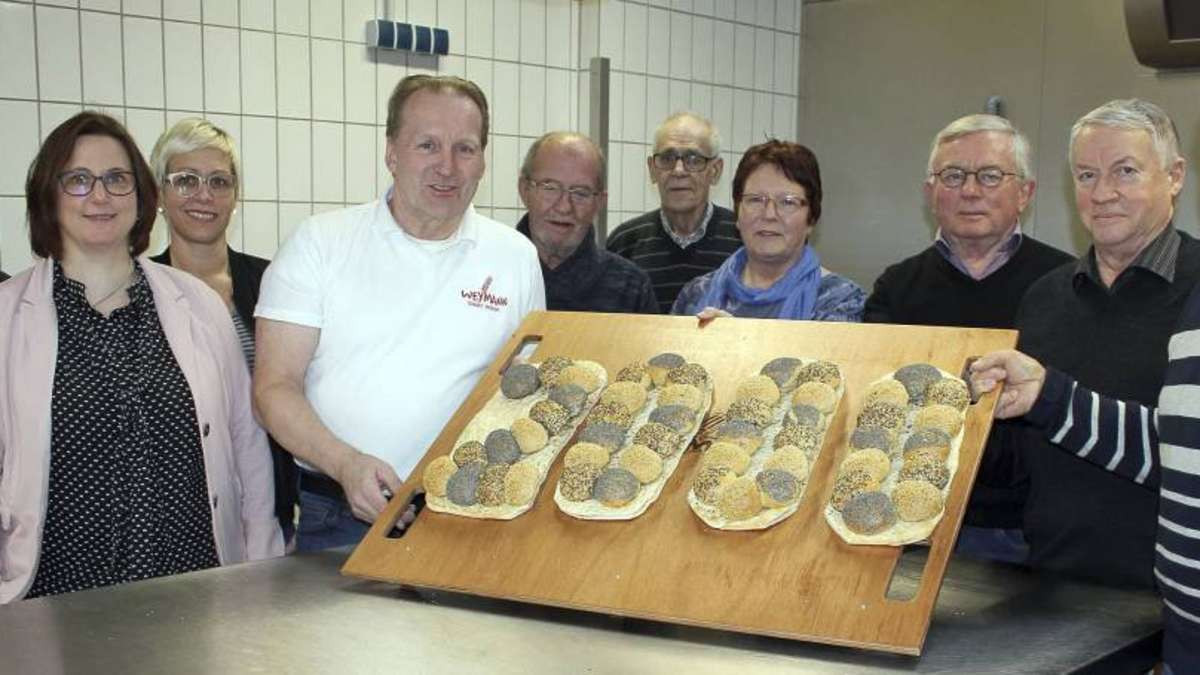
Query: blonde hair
150 117 241 197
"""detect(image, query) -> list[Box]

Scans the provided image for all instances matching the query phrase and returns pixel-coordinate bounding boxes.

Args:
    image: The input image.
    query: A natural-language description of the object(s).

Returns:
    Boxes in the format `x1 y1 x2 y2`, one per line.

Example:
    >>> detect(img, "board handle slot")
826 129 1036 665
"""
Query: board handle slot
884 543 931 601
497 335 544 374
384 489 427 539
959 355 981 405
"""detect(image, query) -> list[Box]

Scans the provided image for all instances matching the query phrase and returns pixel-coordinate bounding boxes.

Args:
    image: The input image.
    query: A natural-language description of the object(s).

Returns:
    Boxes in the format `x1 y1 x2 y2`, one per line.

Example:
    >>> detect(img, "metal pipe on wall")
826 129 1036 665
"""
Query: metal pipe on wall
588 56 610 243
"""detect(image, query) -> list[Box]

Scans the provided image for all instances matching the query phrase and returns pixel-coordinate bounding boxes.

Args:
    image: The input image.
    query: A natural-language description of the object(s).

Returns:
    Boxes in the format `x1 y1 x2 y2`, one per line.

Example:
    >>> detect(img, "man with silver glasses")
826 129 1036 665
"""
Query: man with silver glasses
863 114 1071 561
517 132 656 313
864 114 1070 326
607 112 742 312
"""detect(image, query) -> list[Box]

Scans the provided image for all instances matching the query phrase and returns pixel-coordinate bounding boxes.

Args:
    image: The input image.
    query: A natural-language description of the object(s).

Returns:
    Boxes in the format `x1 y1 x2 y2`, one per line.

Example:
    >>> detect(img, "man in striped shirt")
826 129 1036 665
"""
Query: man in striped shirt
971 281 1200 673
607 112 742 312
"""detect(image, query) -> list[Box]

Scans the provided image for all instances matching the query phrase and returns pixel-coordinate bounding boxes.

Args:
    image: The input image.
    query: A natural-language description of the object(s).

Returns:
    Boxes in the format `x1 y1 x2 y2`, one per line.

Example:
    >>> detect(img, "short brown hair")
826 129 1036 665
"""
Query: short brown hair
27 111 158 259
385 74 490 148
732 139 822 225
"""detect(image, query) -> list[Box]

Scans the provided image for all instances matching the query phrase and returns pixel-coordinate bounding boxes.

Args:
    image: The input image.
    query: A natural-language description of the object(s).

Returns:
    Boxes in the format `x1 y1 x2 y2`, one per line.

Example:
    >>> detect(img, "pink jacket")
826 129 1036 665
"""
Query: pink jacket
0 257 284 603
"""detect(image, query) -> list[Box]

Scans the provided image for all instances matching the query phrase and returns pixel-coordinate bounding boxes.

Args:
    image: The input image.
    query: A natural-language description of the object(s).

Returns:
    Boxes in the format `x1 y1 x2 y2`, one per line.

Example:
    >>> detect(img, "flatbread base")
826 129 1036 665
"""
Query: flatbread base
426 360 608 520
689 360 844 531
824 368 963 546
555 382 714 520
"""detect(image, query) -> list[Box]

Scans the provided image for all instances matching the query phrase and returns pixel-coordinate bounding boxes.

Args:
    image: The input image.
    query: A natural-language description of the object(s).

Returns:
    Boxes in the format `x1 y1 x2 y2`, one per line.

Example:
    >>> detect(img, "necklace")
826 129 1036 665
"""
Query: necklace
88 267 134 308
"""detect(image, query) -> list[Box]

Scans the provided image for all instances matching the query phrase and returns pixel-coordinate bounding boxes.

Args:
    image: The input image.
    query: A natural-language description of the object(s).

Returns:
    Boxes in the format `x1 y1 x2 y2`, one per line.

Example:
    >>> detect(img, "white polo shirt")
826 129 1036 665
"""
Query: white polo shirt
256 192 545 480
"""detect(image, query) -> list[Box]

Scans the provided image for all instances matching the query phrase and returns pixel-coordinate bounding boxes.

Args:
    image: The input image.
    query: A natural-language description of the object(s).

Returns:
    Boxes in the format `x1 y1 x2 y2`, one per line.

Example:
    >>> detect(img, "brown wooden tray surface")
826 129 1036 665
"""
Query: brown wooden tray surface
342 311 1017 655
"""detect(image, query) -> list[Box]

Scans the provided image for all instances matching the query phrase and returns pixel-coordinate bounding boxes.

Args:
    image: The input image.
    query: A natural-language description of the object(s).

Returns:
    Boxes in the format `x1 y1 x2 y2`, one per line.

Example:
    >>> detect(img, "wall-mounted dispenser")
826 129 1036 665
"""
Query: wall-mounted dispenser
366 19 449 55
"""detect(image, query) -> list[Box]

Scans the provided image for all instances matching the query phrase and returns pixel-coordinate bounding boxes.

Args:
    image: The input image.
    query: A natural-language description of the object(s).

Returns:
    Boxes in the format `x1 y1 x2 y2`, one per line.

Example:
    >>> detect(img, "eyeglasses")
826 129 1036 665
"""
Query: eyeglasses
931 166 1019 189
57 169 136 197
164 170 237 198
526 178 601 206
739 192 809 218
651 150 716 172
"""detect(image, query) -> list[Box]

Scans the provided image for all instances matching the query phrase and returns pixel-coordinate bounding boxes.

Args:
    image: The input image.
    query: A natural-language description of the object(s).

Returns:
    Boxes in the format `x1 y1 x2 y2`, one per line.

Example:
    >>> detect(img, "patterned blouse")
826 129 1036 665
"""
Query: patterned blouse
27 261 219 598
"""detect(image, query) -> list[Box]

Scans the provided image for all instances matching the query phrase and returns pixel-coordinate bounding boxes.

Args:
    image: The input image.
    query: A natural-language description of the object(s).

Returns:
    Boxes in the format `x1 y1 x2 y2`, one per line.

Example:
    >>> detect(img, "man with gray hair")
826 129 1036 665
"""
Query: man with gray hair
999 98 1200 589
516 131 656 313
607 112 742 312
863 115 1071 560
864 114 1071 326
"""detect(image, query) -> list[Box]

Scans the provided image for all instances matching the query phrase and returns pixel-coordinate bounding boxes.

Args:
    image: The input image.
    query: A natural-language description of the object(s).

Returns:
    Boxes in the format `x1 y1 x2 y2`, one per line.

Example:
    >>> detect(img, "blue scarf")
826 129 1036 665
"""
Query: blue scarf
696 246 822 319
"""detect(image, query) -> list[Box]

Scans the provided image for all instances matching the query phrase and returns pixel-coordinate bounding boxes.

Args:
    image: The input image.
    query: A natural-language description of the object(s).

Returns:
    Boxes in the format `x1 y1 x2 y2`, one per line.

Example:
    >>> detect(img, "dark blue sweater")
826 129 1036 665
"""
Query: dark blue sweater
1026 281 1200 672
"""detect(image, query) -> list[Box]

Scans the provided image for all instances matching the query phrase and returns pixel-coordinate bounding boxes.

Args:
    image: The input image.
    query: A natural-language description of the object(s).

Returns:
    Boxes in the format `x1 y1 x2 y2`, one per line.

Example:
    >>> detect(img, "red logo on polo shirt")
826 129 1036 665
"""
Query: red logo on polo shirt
461 276 509 311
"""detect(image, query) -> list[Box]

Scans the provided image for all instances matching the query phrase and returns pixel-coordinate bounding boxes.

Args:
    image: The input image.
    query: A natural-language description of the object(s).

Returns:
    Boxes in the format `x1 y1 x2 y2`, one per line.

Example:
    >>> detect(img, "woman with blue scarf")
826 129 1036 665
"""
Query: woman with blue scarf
671 140 865 321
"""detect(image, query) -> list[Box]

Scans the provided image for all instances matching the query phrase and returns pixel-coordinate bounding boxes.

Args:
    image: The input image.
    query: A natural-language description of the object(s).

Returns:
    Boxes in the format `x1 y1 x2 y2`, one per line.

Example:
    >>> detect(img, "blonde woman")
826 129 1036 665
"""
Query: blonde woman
149 118 298 544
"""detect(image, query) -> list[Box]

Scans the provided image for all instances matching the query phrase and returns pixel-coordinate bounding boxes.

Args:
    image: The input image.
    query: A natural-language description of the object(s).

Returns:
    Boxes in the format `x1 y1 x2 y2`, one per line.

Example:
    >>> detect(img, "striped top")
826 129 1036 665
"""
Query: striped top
1026 281 1200 669
606 205 743 313
229 307 255 373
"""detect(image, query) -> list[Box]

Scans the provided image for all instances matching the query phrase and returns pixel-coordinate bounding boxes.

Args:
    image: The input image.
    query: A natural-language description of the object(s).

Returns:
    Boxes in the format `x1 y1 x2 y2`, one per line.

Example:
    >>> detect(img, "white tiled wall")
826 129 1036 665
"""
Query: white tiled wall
0 0 801 273
581 0 803 229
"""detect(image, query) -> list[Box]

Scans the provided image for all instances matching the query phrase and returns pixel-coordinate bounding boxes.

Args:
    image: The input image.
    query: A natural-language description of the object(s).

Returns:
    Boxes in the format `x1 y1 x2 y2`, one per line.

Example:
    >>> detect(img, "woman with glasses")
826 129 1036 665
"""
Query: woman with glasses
671 139 865 321
0 111 283 603
149 118 298 546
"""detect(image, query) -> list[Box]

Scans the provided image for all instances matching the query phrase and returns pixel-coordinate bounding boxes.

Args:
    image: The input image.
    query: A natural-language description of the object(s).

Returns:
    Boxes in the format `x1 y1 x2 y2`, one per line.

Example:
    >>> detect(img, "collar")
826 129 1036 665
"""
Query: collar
23 254 182 308
52 257 151 312
660 202 715 249
933 224 1023 279
373 187 479 247
151 244 241 268
1074 223 1180 288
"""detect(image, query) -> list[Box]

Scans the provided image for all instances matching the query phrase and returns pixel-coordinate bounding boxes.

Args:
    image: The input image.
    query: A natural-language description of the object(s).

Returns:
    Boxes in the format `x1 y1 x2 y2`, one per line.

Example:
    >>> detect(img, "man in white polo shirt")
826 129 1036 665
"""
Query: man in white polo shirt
254 75 545 551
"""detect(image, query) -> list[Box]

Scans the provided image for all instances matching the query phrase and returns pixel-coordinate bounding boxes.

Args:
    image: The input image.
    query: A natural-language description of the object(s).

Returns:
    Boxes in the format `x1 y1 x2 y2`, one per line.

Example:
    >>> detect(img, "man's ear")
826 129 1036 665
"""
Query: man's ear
517 177 533 211
1168 157 1187 200
709 156 724 185
1017 178 1037 213
384 138 398 176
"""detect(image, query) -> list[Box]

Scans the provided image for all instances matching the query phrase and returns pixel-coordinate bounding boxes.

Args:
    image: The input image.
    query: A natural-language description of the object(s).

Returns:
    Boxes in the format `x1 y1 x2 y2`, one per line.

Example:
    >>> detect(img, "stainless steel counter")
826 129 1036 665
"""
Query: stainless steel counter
0 547 1162 674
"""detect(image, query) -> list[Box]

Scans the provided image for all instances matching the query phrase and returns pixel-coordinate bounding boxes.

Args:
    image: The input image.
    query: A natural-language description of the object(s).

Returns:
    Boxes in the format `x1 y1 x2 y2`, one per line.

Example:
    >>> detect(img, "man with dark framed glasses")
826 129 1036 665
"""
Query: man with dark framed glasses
516 132 656 314
607 112 742 312
863 114 1071 562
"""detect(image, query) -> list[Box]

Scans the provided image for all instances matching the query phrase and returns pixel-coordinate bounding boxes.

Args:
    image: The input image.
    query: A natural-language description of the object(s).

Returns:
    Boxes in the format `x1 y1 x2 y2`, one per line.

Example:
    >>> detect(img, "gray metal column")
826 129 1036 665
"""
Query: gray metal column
588 56 610 243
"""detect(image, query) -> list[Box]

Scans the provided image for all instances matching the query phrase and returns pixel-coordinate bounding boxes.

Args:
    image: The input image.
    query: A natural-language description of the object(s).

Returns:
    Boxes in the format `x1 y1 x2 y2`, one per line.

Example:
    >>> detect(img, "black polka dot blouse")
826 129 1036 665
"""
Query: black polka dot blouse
27 261 220 598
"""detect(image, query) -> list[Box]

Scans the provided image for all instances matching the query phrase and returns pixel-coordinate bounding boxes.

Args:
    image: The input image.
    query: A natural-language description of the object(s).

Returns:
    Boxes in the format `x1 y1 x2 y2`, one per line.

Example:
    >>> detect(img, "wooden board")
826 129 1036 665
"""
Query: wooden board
342 311 1017 656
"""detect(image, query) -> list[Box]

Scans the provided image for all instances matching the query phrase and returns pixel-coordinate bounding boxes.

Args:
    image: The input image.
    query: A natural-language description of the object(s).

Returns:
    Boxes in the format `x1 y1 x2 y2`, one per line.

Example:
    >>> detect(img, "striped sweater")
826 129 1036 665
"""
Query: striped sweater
1026 282 1200 670
606 205 743 313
